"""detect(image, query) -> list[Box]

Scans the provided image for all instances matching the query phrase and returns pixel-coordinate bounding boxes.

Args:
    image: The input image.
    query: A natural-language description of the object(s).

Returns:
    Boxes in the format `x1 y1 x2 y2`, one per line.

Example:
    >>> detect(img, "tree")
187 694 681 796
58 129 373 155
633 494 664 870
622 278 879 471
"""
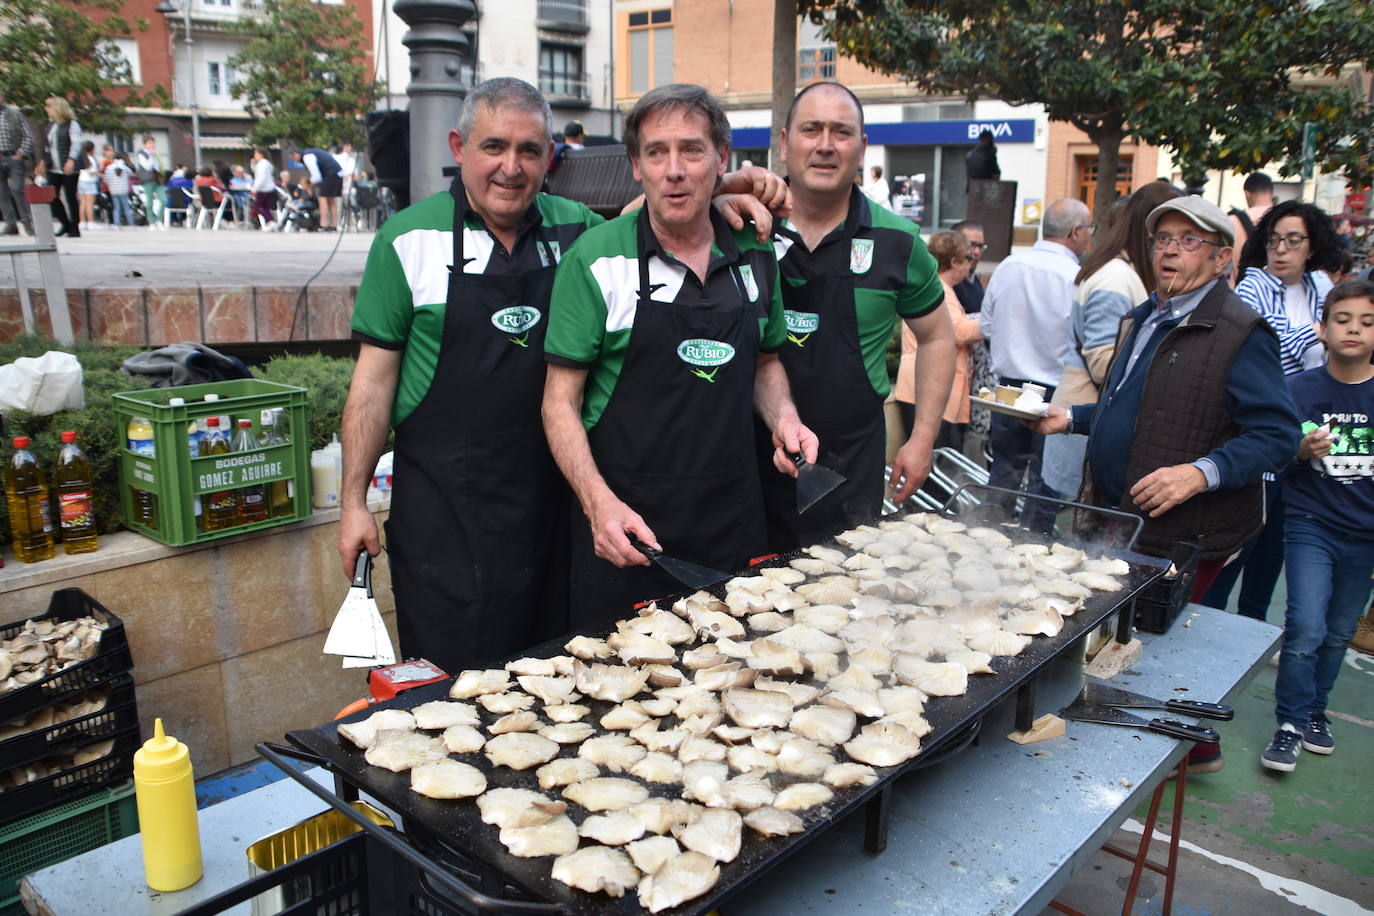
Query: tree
230 0 382 149
803 0 1374 215
0 0 167 134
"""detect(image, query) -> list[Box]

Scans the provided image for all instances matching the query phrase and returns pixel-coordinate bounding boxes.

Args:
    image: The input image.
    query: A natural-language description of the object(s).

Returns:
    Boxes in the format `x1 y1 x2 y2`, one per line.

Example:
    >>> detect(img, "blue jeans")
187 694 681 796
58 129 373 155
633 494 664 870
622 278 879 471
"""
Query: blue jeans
1274 515 1374 728
1199 479 1285 621
110 193 134 227
988 406 1060 534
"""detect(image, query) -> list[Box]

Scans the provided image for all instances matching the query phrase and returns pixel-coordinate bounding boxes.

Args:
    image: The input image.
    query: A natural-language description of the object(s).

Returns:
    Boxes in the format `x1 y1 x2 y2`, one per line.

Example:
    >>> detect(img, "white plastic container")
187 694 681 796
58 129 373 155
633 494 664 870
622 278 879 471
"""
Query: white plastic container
311 449 339 508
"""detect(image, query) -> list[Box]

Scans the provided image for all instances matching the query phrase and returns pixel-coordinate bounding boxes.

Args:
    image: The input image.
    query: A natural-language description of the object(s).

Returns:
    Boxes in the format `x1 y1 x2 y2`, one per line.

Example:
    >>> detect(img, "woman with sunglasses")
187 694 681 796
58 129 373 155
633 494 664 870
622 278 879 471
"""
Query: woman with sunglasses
1200 200 1344 621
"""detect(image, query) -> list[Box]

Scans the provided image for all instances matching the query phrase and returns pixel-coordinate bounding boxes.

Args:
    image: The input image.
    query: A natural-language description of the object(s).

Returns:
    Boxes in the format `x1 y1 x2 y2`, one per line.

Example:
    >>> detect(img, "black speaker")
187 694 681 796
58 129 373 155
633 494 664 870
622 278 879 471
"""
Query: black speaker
367 109 410 210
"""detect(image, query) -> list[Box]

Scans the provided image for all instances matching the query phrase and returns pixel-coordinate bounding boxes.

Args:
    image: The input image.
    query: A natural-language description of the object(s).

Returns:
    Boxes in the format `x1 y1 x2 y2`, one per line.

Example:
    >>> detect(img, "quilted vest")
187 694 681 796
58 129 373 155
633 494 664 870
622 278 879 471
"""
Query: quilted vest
1078 281 1271 561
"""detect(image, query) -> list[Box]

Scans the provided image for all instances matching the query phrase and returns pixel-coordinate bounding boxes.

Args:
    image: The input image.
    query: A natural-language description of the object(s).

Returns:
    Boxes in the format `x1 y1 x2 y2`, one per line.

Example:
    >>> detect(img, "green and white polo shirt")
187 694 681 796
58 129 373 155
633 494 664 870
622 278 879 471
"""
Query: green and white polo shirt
351 184 602 426
545 207 787 430
774 186 943 397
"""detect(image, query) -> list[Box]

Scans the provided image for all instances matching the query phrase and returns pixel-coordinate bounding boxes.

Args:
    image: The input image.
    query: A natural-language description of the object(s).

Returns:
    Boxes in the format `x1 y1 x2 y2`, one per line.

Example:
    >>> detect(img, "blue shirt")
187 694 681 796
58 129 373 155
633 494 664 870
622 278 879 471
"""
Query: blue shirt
1285 367 1374 536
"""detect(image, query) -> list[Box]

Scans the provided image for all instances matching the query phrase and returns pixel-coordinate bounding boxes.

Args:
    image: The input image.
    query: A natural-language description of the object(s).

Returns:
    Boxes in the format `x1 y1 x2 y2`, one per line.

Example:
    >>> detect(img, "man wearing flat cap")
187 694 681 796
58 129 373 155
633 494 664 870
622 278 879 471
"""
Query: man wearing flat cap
1035 195 1300 600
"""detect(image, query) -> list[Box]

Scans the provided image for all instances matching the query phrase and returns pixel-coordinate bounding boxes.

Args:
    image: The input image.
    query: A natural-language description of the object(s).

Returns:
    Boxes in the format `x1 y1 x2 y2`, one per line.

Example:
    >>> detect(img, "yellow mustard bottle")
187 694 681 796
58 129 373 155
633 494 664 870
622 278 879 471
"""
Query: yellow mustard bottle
133 718 204 892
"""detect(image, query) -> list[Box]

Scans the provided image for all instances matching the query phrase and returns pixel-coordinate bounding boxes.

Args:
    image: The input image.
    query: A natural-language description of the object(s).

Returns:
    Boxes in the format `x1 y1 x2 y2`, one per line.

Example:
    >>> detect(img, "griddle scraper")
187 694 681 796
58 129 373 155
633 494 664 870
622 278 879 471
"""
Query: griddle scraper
325 551 395 665
793 452 846 514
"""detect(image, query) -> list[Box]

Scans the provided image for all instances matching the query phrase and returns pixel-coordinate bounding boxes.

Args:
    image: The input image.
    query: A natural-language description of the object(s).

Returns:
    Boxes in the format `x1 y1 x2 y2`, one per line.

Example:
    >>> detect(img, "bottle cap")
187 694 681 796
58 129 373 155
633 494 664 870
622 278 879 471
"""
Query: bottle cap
135 718 191 778
12 436 30 448
204 394 220 402
260 409 274 425
206 417 220 427
238 419 252 427
61 431 77 443
169 397 186 406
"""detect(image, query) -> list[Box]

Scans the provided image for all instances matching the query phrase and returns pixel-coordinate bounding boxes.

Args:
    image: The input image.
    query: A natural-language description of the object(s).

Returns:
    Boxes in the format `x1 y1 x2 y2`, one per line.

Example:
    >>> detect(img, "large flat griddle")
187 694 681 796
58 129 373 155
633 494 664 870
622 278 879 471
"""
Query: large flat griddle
286 502 1168 916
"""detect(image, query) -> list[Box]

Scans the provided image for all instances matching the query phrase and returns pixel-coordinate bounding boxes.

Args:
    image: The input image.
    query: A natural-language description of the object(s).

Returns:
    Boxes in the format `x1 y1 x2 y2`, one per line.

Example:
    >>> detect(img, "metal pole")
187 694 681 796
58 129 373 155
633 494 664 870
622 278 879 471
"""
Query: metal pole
186 8 202 169
394 0 477 203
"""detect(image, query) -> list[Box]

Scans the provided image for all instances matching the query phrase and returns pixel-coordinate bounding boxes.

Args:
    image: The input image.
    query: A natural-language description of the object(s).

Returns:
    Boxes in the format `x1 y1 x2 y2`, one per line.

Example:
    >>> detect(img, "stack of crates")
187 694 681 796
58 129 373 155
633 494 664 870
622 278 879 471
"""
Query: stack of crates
0 590 139 915
113 379 312 547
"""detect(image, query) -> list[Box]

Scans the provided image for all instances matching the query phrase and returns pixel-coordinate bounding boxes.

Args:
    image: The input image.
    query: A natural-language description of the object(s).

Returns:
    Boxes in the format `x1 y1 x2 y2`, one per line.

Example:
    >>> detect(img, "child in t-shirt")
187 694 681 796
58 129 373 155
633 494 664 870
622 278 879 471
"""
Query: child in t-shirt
1262 279 1374 772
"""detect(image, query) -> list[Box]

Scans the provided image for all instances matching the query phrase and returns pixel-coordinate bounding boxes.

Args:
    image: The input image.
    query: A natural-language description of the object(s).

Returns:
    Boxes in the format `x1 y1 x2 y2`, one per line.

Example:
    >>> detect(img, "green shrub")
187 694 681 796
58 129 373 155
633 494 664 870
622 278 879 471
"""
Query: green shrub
1 339 360 551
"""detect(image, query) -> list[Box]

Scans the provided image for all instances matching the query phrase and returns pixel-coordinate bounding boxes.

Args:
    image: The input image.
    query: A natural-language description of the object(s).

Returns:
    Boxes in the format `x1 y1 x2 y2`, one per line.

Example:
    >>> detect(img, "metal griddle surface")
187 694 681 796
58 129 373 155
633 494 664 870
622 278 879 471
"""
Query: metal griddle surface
289 533 1166 916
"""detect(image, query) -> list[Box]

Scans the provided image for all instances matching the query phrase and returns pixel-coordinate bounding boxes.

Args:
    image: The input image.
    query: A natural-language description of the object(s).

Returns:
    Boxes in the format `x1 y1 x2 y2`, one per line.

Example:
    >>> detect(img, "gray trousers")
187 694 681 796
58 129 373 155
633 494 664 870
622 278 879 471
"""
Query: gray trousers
0 156 30 225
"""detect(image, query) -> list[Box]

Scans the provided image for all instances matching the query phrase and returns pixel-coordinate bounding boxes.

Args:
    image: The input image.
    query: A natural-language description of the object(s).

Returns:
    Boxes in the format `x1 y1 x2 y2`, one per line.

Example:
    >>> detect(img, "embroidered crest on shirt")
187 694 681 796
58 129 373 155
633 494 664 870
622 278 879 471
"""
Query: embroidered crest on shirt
737 264 759 302
850 238 874 274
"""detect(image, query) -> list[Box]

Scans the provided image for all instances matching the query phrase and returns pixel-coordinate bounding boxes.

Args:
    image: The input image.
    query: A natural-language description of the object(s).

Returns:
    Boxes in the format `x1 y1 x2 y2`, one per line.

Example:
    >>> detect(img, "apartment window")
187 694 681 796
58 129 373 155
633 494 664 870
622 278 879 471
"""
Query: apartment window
627 8 672 95
540 45 585 99
207 61 235 97
104 37 142 86
797 46 835 83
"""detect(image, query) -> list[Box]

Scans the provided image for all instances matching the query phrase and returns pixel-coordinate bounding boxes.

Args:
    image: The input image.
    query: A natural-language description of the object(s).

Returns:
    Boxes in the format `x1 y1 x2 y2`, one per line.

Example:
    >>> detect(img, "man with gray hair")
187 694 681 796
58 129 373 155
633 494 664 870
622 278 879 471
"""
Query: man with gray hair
543 83 817 628
979 197 1094 530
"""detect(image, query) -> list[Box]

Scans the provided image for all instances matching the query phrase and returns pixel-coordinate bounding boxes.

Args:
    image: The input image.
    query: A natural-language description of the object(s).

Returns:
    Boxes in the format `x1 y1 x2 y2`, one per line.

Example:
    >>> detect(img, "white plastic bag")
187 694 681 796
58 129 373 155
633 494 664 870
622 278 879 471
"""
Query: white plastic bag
0 351 85 415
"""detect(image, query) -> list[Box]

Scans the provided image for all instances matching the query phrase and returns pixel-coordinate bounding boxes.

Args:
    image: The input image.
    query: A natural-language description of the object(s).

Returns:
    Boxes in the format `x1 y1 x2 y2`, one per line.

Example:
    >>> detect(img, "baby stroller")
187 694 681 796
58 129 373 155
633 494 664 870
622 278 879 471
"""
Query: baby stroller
281 191 320 232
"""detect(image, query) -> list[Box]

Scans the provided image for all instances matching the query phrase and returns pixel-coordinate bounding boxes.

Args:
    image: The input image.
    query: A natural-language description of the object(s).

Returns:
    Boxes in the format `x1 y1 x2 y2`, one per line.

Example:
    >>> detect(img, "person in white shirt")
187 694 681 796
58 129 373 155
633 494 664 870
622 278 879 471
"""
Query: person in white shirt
863 164 891 210
250 146 277 228
978 197 1093 531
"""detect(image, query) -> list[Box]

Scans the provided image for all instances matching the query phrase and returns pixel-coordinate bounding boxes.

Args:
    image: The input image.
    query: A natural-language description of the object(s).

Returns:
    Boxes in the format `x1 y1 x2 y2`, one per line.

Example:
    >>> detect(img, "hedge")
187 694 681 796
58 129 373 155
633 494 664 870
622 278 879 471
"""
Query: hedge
1 337 359 551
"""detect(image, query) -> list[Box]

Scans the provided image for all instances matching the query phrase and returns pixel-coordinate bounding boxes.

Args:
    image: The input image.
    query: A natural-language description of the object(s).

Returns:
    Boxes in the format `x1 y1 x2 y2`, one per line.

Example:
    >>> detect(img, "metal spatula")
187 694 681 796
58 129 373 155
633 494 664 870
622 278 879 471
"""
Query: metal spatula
1060 697 1220 743
324 551 394 665
1081 680 1233 720
793 452 846 513
628 534 731 590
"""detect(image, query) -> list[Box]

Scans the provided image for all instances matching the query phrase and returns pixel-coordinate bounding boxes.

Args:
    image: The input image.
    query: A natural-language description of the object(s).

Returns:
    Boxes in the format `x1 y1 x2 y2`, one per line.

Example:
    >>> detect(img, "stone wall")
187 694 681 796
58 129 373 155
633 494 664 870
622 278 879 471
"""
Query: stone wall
0 284 357 345
0 503 394 776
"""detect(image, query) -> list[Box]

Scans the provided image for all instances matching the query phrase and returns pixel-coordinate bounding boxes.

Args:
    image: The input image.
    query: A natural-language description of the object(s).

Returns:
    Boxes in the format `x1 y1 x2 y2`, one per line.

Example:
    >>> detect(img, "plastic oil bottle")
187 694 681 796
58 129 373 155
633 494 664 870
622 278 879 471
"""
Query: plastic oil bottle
5 436 54 563
199 417 236 531
259 409 293 518
169 397 202 529
133 718 203 892
126 415 158 529
54 431 98 555
233 419 268 525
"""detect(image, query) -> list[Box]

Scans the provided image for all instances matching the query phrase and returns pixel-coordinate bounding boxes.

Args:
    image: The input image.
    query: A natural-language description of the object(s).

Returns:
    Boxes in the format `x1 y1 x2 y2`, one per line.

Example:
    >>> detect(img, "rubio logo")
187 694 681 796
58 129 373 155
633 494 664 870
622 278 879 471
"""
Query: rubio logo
491 306 541 346
784 310 819 347
677 338 735 382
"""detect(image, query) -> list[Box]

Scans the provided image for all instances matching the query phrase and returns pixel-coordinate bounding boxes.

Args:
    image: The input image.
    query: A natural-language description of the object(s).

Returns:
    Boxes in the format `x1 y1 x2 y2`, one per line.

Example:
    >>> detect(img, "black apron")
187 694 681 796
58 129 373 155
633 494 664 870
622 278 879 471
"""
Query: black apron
385 193 568 673
569 247 767 630
757 245 885 551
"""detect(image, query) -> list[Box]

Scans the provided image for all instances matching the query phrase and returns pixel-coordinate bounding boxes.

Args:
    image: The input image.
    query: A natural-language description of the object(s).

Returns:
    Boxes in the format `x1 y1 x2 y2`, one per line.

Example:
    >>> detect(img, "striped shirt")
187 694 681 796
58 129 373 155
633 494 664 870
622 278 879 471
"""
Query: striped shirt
1234 267 1333 376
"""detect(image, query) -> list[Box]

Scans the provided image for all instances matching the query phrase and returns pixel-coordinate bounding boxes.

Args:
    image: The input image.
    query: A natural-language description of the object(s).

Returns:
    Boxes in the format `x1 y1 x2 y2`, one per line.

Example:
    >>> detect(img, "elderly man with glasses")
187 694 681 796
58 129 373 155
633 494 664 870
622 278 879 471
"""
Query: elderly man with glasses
1035 195 1300 618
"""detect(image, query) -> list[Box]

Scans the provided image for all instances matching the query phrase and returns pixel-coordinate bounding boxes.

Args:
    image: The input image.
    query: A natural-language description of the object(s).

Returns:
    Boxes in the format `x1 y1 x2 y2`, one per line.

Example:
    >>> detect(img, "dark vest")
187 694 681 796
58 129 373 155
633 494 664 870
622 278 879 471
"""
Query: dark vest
1078 280 1272 561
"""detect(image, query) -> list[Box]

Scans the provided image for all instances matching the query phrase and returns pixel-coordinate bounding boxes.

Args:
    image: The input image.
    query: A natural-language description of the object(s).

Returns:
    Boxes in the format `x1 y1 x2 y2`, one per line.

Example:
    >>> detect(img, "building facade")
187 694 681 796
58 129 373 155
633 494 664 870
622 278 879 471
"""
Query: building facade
374 0 616 139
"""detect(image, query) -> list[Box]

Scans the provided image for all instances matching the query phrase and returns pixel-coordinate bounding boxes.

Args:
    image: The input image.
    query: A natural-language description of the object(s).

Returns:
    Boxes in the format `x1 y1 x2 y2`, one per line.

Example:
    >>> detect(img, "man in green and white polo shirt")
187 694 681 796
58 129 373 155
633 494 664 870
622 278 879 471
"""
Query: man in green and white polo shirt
763 81 954 549
543 84 819 628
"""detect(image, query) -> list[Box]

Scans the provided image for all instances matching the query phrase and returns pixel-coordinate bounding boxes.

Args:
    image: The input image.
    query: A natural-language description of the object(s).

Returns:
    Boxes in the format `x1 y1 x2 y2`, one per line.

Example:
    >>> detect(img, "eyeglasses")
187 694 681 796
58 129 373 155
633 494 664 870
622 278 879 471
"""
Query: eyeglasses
1072 223 1097 236
967 241 987 251
1150 233 1218 252
1266 233 1309 250
965 255 978 263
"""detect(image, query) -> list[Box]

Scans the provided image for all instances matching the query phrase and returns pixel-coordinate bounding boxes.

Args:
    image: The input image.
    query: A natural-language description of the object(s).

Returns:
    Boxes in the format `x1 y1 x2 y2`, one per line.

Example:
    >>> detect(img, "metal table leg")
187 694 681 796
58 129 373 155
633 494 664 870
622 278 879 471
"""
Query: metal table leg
863 784 893 854
1014 676 1038 734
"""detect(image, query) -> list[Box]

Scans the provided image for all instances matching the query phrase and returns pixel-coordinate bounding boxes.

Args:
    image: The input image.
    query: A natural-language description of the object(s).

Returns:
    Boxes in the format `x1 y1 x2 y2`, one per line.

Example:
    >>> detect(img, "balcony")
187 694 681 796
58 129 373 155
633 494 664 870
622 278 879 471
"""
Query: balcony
537 0 589 33
540 71 591 105
172 77 248 112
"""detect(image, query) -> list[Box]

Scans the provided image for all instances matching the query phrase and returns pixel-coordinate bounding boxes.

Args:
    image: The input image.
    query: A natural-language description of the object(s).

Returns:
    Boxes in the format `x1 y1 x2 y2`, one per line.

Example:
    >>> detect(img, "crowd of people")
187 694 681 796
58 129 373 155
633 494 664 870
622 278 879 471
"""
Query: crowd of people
0 89 374 236
336 76 1371 784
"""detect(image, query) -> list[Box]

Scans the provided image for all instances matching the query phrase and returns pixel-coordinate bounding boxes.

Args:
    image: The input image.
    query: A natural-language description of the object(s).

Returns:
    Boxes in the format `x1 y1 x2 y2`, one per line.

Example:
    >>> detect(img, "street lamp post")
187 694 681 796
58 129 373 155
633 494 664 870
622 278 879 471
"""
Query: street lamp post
156 0 202 169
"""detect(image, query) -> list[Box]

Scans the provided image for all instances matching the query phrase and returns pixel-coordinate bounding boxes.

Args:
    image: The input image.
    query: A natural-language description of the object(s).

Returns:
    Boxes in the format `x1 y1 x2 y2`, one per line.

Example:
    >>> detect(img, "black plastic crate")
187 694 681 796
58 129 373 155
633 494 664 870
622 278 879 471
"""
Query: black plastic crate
0 590 133 725
0 676 137 774
0 724 140 827
1133 542 1200 634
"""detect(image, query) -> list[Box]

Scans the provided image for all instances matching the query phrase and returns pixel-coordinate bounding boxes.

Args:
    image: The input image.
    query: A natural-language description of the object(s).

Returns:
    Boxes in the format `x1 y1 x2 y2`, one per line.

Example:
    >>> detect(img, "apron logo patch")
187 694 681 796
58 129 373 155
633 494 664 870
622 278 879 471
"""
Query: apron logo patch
784 309 819 347
850 238 875 274
677 338 736 382
491 305 542 347
540 241 562 267
737 264 760 302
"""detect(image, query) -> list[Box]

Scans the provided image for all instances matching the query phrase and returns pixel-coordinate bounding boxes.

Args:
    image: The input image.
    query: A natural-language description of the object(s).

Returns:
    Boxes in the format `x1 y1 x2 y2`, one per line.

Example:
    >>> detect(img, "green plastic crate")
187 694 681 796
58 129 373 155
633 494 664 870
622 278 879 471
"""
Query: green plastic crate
113 379 313 546
0 780 138 916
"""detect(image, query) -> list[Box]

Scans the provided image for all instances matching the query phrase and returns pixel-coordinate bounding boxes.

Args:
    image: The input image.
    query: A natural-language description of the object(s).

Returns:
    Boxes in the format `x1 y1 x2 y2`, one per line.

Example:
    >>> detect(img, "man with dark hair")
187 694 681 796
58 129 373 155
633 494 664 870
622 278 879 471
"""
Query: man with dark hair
950 219 987 313
0 87 34 236
562 120 585 150
965 129 1000 182
544 83 816 627
1229 171 1274 255
760 80 953 549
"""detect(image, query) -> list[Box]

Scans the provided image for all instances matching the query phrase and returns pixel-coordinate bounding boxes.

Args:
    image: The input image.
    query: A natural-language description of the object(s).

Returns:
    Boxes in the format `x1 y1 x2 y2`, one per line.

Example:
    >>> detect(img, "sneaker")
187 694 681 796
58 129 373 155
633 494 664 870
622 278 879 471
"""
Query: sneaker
1351 613 1374 656
1261 724 1302 772
1302 717 1334 755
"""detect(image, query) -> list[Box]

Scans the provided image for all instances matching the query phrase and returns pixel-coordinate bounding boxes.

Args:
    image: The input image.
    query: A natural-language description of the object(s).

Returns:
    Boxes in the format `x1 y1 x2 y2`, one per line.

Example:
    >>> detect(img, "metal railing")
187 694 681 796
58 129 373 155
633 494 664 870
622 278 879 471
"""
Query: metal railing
539 71 590 101
537 0 587 26
172 77 247 109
